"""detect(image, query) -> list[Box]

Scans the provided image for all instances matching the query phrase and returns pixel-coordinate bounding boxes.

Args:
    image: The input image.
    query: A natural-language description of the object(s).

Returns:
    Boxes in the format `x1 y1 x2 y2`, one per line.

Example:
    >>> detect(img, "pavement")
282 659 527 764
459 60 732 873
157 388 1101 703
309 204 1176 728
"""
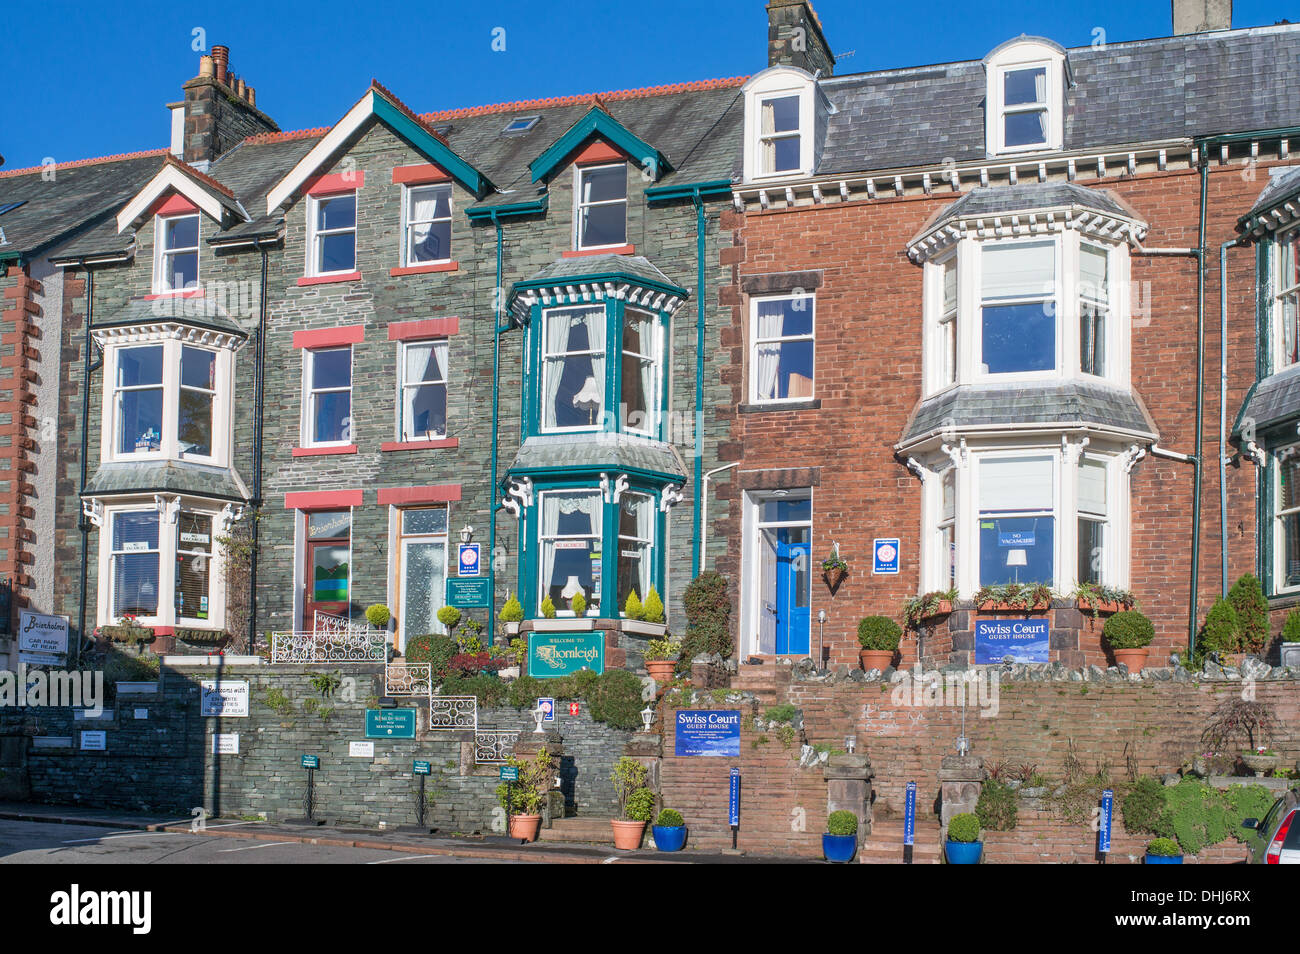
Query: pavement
0 802 811 864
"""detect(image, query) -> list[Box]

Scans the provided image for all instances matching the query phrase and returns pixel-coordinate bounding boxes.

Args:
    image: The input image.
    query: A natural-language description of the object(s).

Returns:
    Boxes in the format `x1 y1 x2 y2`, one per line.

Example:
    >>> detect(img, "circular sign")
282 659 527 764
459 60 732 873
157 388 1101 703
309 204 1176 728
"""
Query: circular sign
876 542 897 563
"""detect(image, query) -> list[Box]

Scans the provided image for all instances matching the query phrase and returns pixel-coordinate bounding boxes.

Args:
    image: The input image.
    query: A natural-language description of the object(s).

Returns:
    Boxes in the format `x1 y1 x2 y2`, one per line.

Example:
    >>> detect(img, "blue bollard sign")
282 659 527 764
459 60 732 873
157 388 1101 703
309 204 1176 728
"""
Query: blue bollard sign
904 781 917 846
1099 788 1114 854
728 768 741 828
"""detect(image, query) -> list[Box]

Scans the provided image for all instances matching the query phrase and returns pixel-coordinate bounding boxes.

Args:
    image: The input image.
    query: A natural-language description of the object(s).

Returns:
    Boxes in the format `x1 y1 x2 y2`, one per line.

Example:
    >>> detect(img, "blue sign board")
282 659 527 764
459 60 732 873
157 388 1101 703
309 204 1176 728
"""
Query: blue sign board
974 617 1050 664
499 765 519 781
1099 788 1114 854
674 710 742 757
872 538 900 575
998 529 1036 547
728 768 741 827
538 697 555 722
904 781 917 846
301 754 319 770
457 543 481 577
365 708 417 739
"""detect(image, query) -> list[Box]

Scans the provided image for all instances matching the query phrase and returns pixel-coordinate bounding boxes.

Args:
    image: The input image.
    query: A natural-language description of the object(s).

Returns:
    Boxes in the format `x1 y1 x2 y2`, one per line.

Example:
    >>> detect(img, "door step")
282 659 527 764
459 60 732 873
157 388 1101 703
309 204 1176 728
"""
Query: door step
537 817 614 845
858 818 943 864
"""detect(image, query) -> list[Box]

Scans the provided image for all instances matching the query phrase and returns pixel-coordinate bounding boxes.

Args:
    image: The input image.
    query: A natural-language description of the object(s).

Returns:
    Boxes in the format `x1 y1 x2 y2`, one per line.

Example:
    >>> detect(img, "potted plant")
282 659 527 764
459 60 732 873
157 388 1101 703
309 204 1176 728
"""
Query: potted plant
857 615 901 671
500 595 524 635
540 596 557 619
822 809 858 863
101 615 154 647
1103 609 1154 672
1072 582 1137 619
944 812 982 864
1144 837 1183 864
652 808 687 852
1242 746 1280 777
644 637 681 683
495 748 553 842
903 589 957 628
571 592 588 618
610 756 652 849
437 605 462 639
975 582 1054 613
642 586 665 624
822 544 849 592
364 603 391 629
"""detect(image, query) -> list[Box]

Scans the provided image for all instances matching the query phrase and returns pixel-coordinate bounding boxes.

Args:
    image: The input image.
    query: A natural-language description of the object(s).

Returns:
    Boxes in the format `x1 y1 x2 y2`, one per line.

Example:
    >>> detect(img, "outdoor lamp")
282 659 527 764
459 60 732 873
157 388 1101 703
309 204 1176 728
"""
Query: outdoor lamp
531 707 546 734
640 705 656 732
956 736 971 756
459 524 474 544
844 735 856 754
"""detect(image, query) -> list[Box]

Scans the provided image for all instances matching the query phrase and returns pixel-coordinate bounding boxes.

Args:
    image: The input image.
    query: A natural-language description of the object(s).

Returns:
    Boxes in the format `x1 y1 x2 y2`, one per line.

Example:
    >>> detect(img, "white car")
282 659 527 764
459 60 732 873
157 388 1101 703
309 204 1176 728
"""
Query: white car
1242 788 1300 864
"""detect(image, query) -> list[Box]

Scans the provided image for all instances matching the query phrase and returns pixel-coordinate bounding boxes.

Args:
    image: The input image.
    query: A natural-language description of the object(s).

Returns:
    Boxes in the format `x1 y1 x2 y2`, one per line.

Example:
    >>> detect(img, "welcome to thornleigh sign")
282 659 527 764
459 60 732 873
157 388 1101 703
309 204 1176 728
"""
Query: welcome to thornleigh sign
527 632 605 678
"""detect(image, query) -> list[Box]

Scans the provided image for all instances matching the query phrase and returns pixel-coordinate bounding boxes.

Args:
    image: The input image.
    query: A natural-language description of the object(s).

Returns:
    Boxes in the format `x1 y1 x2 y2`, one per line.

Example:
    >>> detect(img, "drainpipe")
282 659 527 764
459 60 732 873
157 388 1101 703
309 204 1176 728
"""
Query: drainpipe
699 462 739 572
76 264 100 664
247 241 270 653
1219 236 1245 599
488 213 505 643
691 195 706 579
1191 155 1209 657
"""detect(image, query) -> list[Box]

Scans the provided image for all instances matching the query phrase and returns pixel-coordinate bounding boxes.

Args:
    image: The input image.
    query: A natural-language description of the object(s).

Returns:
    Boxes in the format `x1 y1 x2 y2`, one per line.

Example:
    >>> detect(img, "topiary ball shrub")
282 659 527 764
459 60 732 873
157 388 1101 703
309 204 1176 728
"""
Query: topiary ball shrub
1146 837 1181 857
856 616 902 651
1200 597 1240 656
364 603 391 628
826 810 858 836
436 605 462 633
1103 609 1155 649
588 669 645 730
656 808 684 828
947 813 981 843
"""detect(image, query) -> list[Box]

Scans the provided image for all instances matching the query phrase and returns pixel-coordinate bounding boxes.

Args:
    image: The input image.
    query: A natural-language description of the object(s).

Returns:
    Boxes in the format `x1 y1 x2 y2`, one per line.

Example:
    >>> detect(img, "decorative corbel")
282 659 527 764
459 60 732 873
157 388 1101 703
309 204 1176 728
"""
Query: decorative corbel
600 472 610 503
1242 440 1266 467
82 498 103 529
154 494 180 525
1122 444 1146 473
940 437 967 469
216 503 242 535
611 473 629 504
1064 435 1090 465
660 484 684 512
898 454 927 482
503 476 533 519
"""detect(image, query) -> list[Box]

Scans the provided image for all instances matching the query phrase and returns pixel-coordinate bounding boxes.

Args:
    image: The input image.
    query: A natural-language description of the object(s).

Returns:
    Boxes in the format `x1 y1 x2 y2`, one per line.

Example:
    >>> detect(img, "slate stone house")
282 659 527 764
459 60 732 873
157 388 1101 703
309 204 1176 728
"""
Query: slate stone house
2 0 1299 677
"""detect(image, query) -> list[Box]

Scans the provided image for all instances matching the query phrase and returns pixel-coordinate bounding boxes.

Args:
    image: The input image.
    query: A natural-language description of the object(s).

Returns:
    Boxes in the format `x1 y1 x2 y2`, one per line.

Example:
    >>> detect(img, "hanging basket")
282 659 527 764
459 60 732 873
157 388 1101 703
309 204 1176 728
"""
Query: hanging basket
822 566 848 592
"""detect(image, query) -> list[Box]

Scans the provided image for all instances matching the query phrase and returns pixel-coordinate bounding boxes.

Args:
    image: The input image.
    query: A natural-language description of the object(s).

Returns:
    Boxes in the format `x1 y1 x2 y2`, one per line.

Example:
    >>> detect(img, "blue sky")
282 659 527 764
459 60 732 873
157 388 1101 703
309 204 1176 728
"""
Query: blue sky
0 0 1292 170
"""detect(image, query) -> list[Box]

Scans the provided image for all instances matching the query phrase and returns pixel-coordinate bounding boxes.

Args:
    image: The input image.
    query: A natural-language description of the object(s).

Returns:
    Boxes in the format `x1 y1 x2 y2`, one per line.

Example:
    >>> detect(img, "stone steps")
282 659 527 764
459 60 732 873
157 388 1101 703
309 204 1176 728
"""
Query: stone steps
858 818 944 864
537 816 614 845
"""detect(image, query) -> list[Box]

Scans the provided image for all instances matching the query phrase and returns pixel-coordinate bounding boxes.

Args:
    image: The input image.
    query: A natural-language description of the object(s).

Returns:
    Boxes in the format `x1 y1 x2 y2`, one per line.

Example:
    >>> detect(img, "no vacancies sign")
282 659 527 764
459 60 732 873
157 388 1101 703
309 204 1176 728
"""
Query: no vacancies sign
974 618 1050 664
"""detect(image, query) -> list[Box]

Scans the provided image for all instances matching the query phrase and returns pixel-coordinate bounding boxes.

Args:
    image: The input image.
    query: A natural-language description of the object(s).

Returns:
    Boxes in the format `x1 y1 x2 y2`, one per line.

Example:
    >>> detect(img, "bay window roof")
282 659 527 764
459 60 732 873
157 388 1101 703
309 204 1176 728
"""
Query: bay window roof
82 459 249 502
506 253 687 325
1233 364 1300 442
90 296 247 341
1238 165 1300 240
508 432 687 481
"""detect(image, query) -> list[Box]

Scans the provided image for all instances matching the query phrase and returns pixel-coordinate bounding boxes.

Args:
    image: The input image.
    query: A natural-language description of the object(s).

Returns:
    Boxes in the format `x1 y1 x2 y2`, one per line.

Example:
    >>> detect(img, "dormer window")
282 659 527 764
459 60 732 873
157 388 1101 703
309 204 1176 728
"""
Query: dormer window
155 213 199 293
984 39 1066 156
742 67 820 181
575 163 627 251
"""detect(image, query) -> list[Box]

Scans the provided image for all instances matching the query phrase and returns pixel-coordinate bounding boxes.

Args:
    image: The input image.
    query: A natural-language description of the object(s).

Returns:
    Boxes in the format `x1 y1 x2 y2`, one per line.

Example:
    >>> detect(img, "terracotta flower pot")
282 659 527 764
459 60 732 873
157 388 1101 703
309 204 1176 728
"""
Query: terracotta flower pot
1112 647 1149 672
645 659 677 683
611 819 646 850
508 813 542 842
920 600 953 622
859 649 895 672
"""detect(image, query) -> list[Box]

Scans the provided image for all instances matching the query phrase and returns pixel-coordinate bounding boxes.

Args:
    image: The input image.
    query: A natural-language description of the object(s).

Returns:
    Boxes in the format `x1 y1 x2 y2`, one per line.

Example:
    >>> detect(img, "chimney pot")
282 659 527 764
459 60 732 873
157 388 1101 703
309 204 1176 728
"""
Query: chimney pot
211 44 230 84
237 78 247 99
1171 0 1232 34
247 86 256 108
199 55 214 78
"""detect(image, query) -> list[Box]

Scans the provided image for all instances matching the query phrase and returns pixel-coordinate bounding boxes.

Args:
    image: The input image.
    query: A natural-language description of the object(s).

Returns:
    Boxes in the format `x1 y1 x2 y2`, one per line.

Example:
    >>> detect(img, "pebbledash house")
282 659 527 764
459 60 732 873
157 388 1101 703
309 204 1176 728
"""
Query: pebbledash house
0 0 1299 675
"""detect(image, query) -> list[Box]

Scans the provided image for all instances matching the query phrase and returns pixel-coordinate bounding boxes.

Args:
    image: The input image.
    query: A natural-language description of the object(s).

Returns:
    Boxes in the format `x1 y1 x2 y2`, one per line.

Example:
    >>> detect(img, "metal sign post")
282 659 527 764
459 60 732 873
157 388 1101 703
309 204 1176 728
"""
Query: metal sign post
1098 788 1114 863
500 764 519 838
728 767 741 850
903 781 917 864
412 760 432 830
288 755 324 826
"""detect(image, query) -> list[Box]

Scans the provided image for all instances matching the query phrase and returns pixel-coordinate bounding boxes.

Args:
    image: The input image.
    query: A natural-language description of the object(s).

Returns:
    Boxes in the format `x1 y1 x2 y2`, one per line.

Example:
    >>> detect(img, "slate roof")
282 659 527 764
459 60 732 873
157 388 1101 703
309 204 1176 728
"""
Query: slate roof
515 254 685 292
816 23 1300 176
508 433 687 480
83 460 249 501
899 380 1158 445
923 183 1134 226
1248 165 1300 217
91 296 247 338
1232 364 1300 438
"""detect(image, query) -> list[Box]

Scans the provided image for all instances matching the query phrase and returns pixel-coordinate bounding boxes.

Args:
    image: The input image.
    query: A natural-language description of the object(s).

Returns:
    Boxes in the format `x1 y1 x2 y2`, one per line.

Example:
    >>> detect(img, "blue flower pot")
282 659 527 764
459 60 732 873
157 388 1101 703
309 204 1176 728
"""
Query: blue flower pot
945 840 983 864
652 825 687 852
822 833 857 863
1145 853 1183 864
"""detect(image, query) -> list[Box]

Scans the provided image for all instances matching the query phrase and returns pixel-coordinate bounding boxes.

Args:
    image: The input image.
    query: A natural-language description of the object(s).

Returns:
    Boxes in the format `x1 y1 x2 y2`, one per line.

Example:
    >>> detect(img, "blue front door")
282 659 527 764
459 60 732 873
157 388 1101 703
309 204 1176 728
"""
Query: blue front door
775 538 810 655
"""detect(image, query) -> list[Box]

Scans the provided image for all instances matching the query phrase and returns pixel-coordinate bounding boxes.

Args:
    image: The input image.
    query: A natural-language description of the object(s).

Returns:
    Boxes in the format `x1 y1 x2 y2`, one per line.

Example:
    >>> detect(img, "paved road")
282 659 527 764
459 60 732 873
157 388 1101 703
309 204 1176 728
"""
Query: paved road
0 819 508 864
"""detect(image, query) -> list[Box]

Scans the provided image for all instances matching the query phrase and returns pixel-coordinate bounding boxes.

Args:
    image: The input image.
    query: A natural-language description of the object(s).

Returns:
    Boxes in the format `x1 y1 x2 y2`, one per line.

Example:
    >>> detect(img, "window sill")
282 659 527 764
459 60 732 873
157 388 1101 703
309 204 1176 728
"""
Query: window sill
738 399 821 414
390 262 458 277
143 288 205 301
380 438 459 451
291 444 358 457
563 245 635 258
297 271 362 287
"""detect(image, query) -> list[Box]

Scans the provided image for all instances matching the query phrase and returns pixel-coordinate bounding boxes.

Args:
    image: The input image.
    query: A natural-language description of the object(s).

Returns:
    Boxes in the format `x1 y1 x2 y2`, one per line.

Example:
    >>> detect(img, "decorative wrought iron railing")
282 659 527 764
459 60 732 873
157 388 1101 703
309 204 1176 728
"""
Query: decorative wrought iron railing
385 662 432 696
473 730 520 764
269 614 387 664
427 695 478 731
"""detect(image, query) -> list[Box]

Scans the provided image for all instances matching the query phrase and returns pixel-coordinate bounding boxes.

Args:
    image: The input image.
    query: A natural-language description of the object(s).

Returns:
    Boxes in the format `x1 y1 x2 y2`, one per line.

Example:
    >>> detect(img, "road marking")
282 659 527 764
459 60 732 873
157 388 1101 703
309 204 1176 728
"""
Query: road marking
60 831 173 844
200 820 267 829
601 855 621 864
366 854 447 864
218 841 296 853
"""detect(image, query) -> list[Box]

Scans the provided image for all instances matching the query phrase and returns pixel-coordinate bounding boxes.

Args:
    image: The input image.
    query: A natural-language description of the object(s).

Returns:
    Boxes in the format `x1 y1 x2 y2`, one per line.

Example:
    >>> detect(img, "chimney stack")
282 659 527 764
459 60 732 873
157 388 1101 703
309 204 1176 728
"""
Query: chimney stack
767 0 835 77
1172 0 1232 34
178 44 278 166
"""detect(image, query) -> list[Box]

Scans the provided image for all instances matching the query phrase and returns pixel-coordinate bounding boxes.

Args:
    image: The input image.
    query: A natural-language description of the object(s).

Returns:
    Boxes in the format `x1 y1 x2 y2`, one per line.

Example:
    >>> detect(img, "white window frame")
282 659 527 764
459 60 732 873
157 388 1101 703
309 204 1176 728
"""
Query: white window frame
574 163 628 252
925 252 960 394
738 488 814 658
539 304 606 434
153 212 200 294
1076 453 1113 586
301 345 353 448
615 491 656 616
976 237 1061 382
97 501 226 631
101 337 232 467
401 183 453 266
306 191 357 278
387 504 450 651
1079 242 1112 377
537 488 604 617
1274 445 1300 594
984 41 1065 156
175 510 218 626
741 67 816 182
749 292 816 405
1273 229 1300 373
620 307 662 437
395 338 449 442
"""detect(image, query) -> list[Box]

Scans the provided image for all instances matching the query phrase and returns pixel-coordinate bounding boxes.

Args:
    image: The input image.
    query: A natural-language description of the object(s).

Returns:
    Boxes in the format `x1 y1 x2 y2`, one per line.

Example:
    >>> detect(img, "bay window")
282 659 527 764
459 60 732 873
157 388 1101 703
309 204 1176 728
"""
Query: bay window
308 192 357 276
404 184 452 265
750 294 815 403
304 346 352 446
977 455 1056 586
1076 457 1109 585
541 306 606 430
155 213 199 293
176 512 214 622
111 510 160 620
620 309 658 434
115 346 164 455
1274 229 1300 370
575 164 627 250
980 241 1056 375
1275 448 1300 592
538 490 603 616
178 346 216 456
398 340 448 440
